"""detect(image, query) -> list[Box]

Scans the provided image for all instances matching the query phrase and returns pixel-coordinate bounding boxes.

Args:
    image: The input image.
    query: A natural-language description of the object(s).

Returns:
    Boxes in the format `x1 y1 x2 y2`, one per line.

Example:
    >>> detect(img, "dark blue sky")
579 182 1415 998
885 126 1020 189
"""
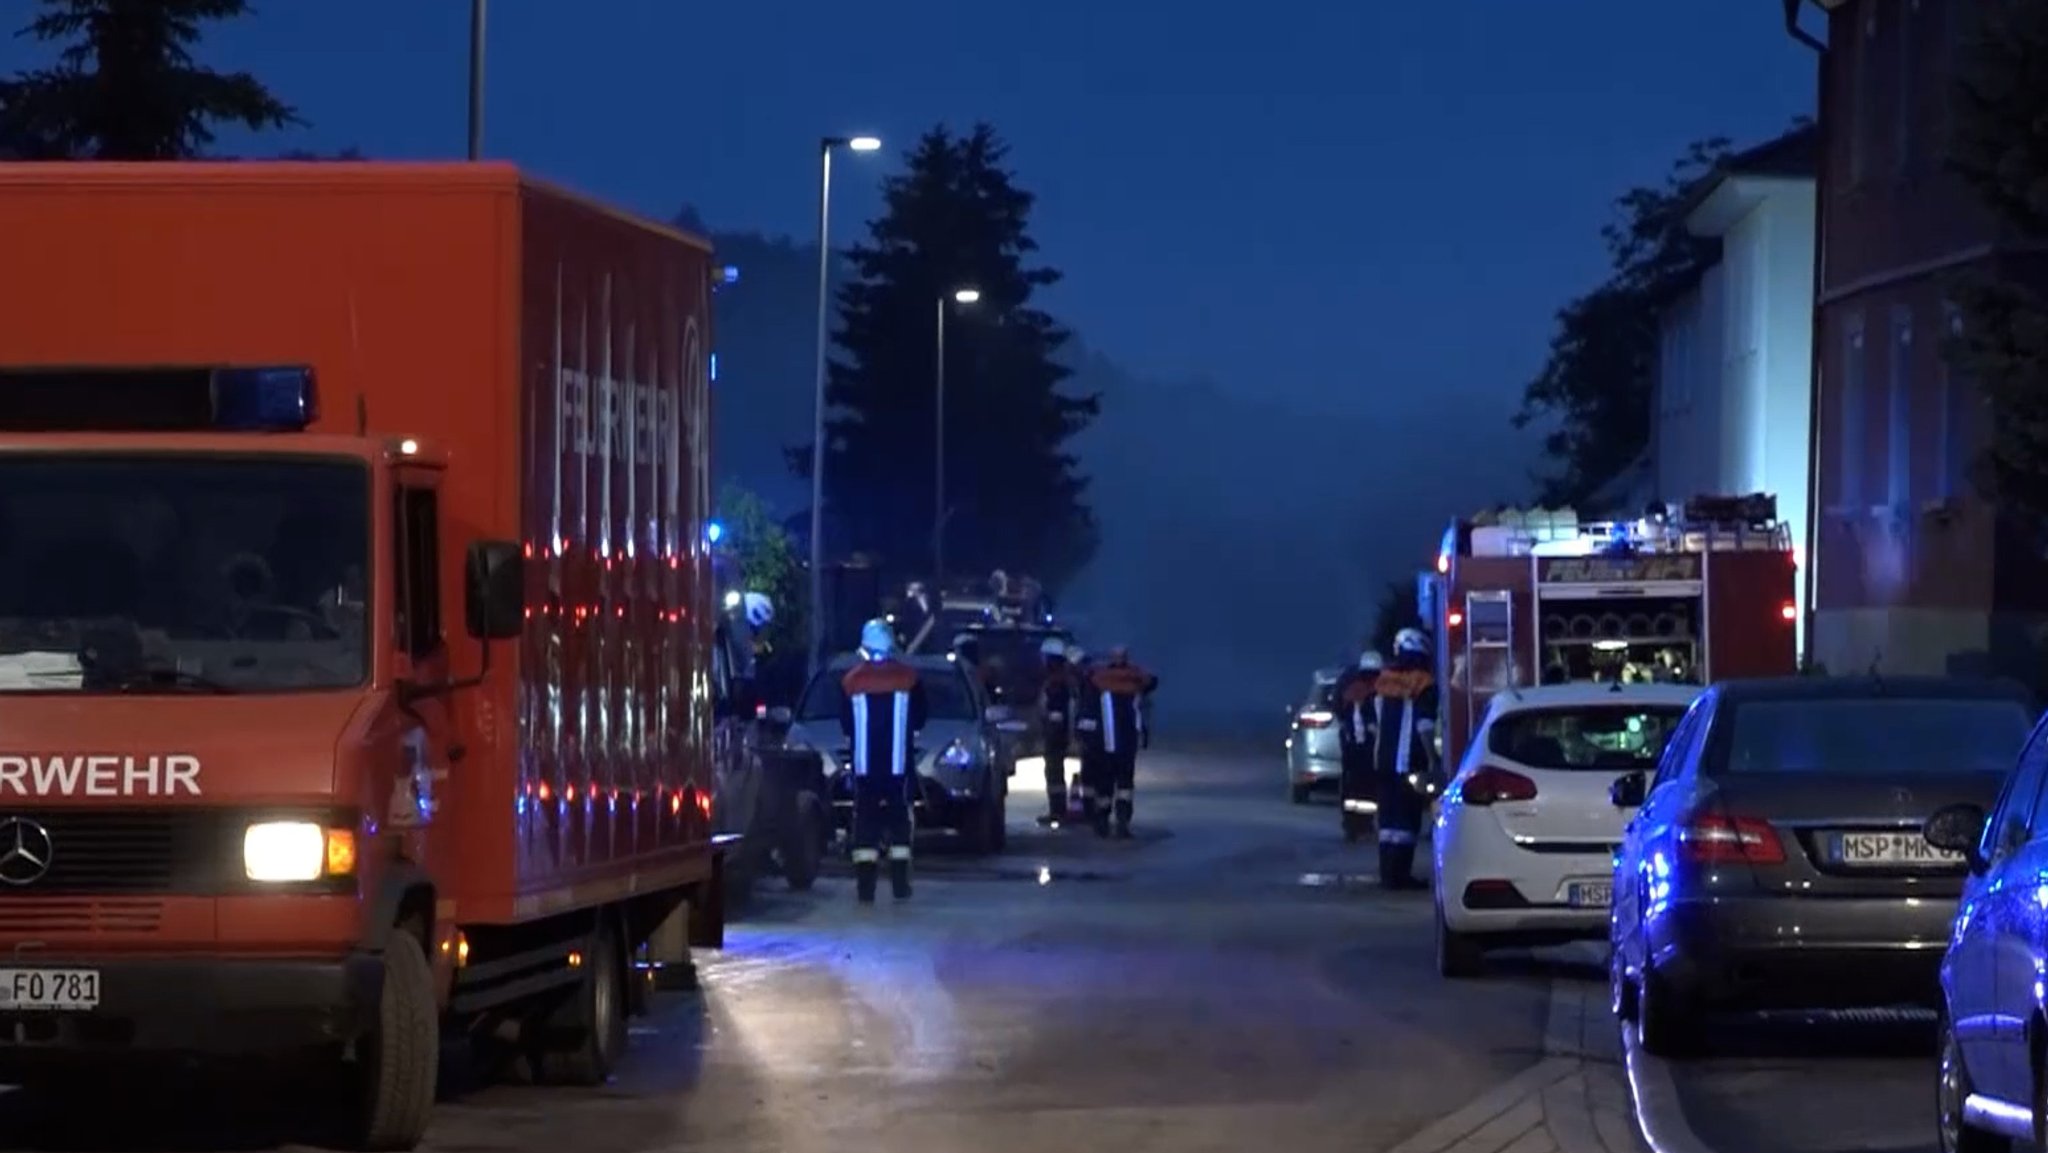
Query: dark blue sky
2 1 1815 416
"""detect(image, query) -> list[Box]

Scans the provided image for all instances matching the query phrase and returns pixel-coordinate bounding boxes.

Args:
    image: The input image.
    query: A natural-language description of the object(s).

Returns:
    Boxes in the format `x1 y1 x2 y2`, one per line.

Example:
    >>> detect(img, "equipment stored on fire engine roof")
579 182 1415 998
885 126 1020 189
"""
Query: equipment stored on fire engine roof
1425 493 1797 775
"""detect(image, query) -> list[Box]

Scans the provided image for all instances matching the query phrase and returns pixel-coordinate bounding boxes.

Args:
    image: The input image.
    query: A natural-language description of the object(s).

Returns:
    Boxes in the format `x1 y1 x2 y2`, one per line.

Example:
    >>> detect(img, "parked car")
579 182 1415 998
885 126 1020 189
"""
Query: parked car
1286 667 1345 804
1433 680 1701 978
779 653 1020 854
1610 675 2033 1057
1925 705 2048 1153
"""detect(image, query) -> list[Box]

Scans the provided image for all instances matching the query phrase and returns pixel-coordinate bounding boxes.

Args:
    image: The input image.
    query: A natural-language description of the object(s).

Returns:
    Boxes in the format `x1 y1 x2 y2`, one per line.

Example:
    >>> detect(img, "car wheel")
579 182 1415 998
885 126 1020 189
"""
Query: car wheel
1434 895 1485 979
1937 1010 2002 1153
1290 781 1313 804
1636 966 1703 1058
781 791 827 891
985 781 1008 853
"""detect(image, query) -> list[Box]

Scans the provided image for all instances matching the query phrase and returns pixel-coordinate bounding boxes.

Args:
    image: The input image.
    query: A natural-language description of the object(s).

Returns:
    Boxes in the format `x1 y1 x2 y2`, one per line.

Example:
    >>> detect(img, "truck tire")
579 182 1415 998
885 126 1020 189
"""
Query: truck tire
532 919 627 1086
346 929 439 1152
782 791 827 891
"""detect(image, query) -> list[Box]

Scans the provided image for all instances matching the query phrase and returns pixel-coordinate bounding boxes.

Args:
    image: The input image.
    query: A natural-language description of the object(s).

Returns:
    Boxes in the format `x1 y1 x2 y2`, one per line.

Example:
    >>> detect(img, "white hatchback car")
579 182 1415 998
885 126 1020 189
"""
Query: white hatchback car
1432 681 1701 978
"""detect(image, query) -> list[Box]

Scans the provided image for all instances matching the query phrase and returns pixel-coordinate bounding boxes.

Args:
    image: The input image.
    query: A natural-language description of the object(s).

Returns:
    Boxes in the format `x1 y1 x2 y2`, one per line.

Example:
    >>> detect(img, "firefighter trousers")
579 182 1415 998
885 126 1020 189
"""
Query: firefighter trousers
1374 770 1425 890
850 771 914 900
1105 749 1136 834
1338 746 1376 841
1042 734 1070 817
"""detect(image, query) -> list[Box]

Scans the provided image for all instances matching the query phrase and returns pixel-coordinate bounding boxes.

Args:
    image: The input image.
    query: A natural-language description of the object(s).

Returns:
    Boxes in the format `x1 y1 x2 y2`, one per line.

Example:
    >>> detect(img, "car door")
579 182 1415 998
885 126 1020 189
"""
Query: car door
1975 724 2048 1098
1616 697 1709 974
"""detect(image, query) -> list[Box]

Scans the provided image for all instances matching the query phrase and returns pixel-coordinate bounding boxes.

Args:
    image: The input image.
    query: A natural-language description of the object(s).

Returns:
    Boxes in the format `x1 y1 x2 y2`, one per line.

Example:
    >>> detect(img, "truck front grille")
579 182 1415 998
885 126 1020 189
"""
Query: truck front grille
0 809 220 895
0 896 163 934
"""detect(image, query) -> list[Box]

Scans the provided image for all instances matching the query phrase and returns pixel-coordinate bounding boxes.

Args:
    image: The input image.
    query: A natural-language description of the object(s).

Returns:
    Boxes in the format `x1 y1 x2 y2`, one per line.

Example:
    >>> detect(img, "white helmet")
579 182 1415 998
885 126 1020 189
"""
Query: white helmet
1393 627 1430 657
1066 645 1087 664
742 592 774 629
859 618 896 658
1359 650 1384 671
1040 637 1067 659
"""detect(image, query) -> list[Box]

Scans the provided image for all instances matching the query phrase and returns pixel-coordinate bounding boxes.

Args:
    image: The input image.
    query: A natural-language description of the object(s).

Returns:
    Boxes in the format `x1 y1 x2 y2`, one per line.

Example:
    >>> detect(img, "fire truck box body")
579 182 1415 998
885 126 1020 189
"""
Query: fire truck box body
0 162 723 1141
1430 497 1798 771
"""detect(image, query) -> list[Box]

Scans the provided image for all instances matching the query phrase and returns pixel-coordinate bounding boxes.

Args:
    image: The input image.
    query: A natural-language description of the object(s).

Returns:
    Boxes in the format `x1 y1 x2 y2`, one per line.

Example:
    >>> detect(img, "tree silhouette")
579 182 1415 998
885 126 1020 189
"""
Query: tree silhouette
0 0 299 160
1946 0 2048 533
792 123 1100 591
1516 138 1731 506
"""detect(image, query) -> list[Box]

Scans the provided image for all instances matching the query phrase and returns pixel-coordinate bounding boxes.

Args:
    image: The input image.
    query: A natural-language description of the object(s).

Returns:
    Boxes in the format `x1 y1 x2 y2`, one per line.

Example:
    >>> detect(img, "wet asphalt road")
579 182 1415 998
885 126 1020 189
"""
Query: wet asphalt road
1659 1011 1936 1153
0 745 1582 1153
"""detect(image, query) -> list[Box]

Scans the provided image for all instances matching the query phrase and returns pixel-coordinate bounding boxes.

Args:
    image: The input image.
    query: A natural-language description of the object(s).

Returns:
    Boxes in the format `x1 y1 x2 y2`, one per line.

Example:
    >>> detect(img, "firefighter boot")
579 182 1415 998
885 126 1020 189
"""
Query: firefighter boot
855 861 878 904
1376 842 1400 890
889 857 913 900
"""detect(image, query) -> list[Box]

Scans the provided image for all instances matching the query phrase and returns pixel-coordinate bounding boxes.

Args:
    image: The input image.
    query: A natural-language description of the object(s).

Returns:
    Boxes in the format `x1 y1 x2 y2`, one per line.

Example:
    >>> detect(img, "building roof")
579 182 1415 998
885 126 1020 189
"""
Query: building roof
1682 124 1819 236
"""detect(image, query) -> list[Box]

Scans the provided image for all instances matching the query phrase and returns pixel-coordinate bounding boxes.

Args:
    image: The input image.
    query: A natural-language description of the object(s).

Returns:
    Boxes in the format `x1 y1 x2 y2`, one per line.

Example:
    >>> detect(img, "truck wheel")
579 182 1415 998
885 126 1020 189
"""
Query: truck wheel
345 928 438 1152
782 791 827 891
531 920 628 1086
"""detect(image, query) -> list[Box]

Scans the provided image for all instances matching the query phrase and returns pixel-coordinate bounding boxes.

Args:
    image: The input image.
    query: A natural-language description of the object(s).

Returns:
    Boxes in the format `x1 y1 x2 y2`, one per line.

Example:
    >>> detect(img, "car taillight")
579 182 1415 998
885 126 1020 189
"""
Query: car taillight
1679 814 1785 865
1297 709 1334 729
1462 764 1538 806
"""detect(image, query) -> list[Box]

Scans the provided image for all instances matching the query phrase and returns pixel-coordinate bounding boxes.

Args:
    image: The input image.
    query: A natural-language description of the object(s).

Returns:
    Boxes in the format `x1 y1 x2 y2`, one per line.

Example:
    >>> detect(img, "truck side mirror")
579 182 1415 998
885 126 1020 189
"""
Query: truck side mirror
464 539 525 640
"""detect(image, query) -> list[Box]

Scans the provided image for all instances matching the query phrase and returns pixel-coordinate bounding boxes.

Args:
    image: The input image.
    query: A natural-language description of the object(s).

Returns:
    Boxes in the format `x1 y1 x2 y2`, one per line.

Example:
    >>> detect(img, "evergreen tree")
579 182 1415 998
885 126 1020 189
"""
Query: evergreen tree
0 0 299 160
793 124 1100 590
1946 0 2048 531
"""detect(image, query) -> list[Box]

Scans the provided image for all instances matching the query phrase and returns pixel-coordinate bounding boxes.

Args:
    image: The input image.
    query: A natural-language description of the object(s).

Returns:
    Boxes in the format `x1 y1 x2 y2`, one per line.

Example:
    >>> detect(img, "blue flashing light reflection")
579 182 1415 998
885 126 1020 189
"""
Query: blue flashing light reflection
706 520 725 544
709 352 718 383
213 366 318 431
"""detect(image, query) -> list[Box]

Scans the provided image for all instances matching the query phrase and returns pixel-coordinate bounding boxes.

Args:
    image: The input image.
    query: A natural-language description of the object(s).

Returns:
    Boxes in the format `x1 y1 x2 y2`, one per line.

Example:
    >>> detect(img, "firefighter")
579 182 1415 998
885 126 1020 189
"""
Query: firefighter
840 618 929 902
1371 627 1438 890
1087 646 1158 839
1336 647 1383 843
1037 636 1078 821
1067 645 1096 818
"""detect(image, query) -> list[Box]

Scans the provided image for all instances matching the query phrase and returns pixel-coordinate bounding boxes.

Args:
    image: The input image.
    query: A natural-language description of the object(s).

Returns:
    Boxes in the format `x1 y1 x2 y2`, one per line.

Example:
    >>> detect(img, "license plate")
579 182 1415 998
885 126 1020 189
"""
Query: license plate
1566 881 1611 908
0 969 99 1010
1832 830 1963 867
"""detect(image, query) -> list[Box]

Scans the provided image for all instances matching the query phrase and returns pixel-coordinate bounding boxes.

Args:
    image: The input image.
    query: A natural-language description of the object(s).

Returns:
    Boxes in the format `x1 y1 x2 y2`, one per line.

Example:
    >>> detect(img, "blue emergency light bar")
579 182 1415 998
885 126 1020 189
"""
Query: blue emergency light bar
0 365 318 433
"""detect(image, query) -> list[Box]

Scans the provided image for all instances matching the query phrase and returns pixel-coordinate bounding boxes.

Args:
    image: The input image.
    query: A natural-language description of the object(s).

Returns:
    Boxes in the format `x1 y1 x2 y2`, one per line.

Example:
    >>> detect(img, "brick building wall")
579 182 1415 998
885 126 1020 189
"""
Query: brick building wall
1806 0 2048 683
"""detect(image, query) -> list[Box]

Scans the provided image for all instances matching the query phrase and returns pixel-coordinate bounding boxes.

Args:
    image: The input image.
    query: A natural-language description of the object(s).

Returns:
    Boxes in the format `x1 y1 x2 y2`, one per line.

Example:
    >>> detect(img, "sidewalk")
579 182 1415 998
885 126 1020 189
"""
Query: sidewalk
1383 954 1647 1153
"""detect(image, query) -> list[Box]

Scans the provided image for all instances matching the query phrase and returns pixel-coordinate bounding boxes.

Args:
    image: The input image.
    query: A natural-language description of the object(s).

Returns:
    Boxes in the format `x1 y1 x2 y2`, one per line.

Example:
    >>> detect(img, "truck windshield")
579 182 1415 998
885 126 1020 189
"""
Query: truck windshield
0 454 370 693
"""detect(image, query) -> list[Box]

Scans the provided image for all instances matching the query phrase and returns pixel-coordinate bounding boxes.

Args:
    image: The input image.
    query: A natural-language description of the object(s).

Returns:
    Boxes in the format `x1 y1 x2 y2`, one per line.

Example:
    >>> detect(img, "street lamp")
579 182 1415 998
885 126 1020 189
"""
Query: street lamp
934 287 981 583
467 0 487 159
807 133 883 674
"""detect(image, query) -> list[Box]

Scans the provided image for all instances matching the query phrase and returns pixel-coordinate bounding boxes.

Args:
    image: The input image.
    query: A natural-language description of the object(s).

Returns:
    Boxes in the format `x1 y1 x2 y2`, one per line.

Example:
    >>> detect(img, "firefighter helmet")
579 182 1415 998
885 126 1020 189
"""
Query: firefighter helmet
1359 650 1384 671
1039 636 1067 659
859 619 896 658
1393 628 1430 657
742 592 774 629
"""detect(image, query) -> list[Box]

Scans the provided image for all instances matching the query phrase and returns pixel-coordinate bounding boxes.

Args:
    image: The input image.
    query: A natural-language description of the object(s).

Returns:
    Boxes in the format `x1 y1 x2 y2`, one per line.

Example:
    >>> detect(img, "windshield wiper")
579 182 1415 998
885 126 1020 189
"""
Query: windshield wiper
94 664 236 695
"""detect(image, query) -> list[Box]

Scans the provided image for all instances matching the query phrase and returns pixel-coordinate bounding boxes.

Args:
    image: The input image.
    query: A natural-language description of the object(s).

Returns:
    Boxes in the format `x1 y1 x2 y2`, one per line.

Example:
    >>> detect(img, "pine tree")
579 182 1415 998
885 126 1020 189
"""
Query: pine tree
795 124 1100 591
1947 0 2048 530
0 0 299 160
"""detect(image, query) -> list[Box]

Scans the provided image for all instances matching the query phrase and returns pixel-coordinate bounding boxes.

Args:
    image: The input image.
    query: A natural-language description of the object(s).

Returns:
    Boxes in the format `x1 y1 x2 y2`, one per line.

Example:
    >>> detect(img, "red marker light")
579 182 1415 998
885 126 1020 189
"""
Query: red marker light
1780 601 1797 622
1447 611 1464 628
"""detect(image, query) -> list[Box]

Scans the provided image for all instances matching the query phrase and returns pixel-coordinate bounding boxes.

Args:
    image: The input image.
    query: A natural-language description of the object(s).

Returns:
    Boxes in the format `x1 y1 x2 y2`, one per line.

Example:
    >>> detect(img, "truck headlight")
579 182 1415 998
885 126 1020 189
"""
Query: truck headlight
244 820 357 882
939 740 977 769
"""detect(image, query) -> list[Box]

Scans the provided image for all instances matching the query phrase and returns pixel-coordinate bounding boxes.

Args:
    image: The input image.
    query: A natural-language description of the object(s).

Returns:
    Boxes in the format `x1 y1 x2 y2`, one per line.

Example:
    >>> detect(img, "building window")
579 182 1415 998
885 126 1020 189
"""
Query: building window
1839 312 1867 508
1851 5 1880 185
1938 303 1973 500
1888 306 1913 507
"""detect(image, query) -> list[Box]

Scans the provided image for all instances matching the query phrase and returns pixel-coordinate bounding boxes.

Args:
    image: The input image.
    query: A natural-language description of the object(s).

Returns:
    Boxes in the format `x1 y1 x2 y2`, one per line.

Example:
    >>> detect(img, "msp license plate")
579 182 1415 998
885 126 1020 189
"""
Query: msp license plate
1831 831 1962 867
0 969 99 1010
1565 881 1612 908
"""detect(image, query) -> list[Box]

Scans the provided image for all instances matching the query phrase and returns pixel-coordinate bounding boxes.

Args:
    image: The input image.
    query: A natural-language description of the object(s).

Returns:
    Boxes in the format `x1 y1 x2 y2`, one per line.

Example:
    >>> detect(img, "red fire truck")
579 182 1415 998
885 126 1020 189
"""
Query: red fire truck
1424 494 1798 773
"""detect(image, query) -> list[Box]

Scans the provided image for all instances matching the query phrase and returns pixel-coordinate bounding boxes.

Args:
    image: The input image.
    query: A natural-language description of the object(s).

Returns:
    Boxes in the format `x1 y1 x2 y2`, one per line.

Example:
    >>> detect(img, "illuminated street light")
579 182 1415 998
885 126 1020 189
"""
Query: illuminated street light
807 134 884 673
934 286 981 581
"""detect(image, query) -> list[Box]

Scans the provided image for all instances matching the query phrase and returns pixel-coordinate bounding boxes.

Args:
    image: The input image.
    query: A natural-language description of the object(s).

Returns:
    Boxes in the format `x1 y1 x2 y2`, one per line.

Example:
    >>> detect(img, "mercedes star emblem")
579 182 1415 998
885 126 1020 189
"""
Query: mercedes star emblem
0 817 54 886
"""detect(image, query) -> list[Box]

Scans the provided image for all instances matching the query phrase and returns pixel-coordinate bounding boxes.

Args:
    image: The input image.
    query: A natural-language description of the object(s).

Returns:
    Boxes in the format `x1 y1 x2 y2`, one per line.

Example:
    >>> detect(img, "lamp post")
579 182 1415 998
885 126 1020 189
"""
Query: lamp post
466 0 486 159
807 134 882 674
934 287 980 584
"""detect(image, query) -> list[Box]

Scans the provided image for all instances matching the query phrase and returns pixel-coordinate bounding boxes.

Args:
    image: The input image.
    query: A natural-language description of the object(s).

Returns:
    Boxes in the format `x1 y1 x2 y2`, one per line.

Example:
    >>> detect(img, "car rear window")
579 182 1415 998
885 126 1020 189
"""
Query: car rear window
1719 697 2032 775
1312 680 1339 708
1486 704 1690 770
